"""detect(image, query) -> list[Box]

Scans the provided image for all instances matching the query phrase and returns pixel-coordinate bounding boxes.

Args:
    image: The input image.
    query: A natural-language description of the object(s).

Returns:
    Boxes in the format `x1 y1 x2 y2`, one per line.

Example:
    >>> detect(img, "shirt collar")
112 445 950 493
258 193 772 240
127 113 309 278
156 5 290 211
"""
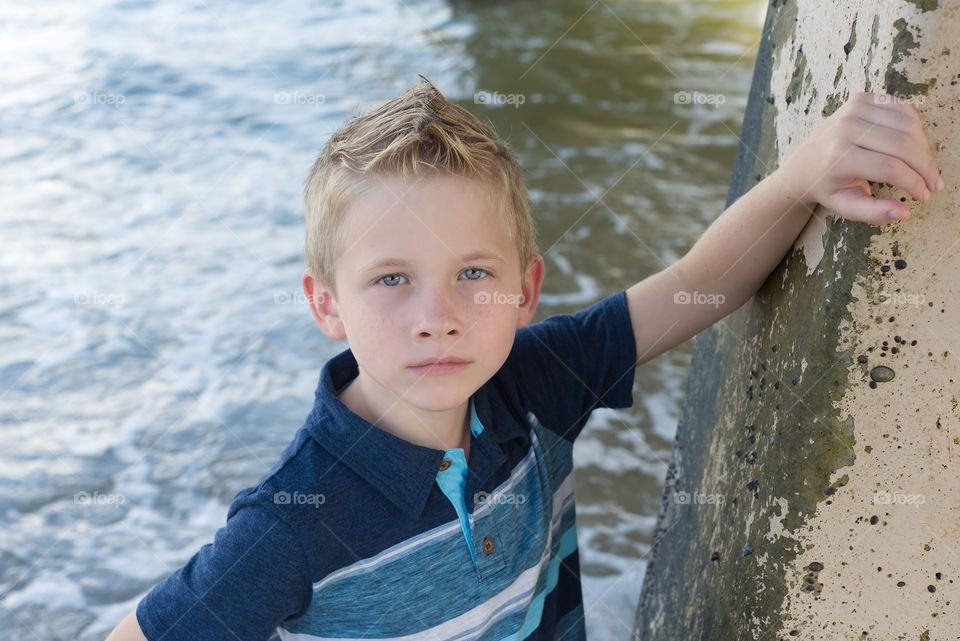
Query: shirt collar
305 347 529 520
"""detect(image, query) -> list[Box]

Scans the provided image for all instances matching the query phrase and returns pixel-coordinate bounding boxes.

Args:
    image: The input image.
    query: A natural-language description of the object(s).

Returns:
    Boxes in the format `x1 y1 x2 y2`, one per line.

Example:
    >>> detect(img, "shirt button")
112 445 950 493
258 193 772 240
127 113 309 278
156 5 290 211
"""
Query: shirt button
482 537 495 554
439 459 451 471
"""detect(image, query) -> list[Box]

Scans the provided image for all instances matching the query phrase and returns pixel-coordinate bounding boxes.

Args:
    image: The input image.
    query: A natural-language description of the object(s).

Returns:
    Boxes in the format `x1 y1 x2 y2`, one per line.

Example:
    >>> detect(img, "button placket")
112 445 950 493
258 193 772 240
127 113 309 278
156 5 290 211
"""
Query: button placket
470 492 507 579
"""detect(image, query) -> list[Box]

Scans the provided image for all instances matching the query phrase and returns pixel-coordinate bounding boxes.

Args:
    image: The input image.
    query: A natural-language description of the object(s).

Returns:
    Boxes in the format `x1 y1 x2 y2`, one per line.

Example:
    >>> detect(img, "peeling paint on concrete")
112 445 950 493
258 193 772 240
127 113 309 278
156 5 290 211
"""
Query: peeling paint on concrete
767 2 939 278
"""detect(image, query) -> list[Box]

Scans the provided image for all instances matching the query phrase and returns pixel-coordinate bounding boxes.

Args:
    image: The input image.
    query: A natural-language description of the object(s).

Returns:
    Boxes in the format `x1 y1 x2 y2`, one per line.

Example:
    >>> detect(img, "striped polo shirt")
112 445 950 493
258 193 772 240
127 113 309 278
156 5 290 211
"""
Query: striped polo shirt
136 288 637 641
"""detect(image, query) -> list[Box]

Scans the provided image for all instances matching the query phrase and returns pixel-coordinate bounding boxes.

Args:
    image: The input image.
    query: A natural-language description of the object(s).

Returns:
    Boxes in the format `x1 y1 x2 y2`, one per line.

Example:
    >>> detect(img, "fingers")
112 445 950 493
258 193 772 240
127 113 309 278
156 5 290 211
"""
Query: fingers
844 92 942 193
836 145 929 202
827 188 910 226
838 115 939 199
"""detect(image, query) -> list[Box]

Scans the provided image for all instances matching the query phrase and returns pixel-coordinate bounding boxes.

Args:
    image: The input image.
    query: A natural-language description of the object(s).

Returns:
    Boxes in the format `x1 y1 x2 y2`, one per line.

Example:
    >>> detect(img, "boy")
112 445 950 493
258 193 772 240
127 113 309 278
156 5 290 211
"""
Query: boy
107 78 941 640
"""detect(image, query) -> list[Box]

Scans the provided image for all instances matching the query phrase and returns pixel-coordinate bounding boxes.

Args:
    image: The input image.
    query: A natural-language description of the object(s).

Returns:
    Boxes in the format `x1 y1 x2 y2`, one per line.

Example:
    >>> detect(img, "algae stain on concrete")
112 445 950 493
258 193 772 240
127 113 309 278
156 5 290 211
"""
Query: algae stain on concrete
887 18 937 96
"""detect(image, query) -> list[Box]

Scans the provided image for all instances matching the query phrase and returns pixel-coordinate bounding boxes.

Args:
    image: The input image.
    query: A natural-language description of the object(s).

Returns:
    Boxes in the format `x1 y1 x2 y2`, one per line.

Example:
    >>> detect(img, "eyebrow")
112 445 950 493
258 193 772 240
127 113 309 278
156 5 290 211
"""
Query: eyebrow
360 251 506 274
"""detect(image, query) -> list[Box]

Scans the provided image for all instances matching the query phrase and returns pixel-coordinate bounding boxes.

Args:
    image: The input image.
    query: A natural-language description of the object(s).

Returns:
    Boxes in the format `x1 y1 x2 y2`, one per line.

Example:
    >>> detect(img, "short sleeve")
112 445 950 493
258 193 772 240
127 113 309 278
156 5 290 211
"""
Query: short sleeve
506 288 637 441
136 492 313 641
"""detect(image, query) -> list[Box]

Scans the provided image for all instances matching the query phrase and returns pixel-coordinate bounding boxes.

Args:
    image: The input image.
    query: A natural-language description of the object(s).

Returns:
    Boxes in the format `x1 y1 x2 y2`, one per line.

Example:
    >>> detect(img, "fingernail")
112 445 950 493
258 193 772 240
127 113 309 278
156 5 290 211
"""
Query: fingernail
887 210 902 220
937 176 945 191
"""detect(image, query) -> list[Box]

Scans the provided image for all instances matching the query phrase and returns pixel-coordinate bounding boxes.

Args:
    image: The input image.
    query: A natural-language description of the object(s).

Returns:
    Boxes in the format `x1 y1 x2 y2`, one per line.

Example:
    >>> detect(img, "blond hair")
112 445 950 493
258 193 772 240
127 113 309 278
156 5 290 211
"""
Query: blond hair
303 76 538 300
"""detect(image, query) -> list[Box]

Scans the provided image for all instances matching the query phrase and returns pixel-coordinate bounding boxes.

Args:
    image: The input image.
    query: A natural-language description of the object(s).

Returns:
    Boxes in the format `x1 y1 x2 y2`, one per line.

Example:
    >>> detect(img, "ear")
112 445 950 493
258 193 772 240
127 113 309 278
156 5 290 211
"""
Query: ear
302 268 347 341
516 254 544 329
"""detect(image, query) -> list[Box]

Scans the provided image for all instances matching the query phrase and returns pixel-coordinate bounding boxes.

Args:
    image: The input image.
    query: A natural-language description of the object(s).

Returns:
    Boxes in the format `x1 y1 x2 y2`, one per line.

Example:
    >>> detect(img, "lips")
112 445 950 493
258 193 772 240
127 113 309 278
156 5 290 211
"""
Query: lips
409 357 470 368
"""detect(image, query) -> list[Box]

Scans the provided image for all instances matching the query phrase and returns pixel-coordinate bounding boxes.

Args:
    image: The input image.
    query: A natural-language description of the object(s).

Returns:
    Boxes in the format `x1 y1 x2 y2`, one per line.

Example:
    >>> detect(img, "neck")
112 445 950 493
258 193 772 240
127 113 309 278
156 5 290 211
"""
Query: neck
338 373 471 456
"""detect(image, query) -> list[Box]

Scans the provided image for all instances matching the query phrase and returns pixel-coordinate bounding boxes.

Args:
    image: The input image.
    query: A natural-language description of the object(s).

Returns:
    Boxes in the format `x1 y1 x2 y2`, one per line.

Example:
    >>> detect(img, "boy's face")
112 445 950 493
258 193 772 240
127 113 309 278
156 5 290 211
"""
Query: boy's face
303 173 544 413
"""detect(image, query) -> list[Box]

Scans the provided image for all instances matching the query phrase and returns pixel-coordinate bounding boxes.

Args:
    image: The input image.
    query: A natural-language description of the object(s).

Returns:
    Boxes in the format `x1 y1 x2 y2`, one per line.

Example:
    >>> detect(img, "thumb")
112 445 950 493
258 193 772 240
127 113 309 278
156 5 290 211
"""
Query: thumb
827 190 910 226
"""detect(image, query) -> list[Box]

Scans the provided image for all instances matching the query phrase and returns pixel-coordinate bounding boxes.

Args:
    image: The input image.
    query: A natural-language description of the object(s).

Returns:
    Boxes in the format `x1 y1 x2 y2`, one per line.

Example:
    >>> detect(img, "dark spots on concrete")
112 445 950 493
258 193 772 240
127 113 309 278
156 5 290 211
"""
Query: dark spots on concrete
894 258 907 269
928 584 937 593
857 354 868 364
711 551 720 562
869 381 877 389
743 543 753 556
747 479 759 498
897 580 906 587
801 561 824 595
870 515 879 525
870 365 895 382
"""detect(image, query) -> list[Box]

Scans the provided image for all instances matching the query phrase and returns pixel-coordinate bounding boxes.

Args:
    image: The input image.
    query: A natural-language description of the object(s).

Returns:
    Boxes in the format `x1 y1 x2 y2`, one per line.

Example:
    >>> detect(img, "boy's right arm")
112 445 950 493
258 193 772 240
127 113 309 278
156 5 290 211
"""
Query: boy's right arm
107 497 313 641
105 608 148 641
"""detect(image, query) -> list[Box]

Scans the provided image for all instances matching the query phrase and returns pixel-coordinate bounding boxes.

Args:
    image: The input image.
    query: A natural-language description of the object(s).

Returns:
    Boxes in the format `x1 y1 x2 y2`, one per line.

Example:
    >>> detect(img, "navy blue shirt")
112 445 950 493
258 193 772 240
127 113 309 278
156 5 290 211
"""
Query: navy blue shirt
136 288 637 641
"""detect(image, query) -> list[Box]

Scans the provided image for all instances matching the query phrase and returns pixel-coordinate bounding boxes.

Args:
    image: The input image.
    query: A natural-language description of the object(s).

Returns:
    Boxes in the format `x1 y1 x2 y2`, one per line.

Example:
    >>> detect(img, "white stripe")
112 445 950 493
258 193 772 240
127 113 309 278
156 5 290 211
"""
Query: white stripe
284 471 578 641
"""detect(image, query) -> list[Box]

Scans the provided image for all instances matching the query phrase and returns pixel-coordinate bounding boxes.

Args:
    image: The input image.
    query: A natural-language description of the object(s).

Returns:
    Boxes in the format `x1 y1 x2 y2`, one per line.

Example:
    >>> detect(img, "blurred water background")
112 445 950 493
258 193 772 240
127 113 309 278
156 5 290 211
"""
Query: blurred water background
0 0 765 638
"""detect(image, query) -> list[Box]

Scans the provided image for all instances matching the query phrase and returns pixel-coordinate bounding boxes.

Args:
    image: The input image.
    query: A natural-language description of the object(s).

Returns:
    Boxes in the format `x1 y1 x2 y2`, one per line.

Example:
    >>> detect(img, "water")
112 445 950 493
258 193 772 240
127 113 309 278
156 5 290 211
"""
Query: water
0 1 764 638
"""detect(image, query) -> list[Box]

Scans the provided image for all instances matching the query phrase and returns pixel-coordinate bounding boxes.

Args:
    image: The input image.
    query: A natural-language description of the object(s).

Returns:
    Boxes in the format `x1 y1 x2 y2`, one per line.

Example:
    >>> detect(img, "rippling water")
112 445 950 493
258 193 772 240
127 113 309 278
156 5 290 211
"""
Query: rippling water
0 1 763 638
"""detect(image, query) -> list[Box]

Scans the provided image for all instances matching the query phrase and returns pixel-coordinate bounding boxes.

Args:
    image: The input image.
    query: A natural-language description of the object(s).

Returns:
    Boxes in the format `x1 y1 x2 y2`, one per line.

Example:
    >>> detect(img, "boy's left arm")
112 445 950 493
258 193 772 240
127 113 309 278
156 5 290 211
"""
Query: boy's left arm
626 91 943 367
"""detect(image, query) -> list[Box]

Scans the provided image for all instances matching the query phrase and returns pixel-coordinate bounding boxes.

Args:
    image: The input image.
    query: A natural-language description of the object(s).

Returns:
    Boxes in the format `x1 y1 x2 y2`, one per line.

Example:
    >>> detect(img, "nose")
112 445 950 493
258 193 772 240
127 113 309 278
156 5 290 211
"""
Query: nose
411 285 462 339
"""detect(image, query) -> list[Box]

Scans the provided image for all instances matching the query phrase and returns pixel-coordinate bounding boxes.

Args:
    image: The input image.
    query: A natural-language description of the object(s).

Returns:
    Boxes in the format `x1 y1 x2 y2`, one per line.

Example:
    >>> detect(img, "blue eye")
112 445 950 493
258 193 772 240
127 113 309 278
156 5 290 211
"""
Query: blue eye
461 268 489 281
375 268 490 288
378 274 407 287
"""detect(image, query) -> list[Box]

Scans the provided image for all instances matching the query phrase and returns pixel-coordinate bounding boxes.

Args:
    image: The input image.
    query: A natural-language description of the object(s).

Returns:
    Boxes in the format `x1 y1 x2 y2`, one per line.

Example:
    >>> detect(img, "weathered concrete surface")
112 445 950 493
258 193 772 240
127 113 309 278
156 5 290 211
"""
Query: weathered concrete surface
633 1 960 639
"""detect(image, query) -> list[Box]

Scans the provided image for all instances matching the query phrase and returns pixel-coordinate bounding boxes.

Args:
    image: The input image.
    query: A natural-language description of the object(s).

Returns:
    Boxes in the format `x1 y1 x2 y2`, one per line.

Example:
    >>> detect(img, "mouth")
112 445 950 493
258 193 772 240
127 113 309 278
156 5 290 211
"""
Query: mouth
407 359 471 375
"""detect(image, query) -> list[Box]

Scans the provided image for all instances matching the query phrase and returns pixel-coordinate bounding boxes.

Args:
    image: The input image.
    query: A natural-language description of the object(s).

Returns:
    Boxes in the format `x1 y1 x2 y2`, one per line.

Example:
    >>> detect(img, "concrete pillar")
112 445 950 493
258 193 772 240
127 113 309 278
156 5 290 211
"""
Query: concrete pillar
633 1 959 638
